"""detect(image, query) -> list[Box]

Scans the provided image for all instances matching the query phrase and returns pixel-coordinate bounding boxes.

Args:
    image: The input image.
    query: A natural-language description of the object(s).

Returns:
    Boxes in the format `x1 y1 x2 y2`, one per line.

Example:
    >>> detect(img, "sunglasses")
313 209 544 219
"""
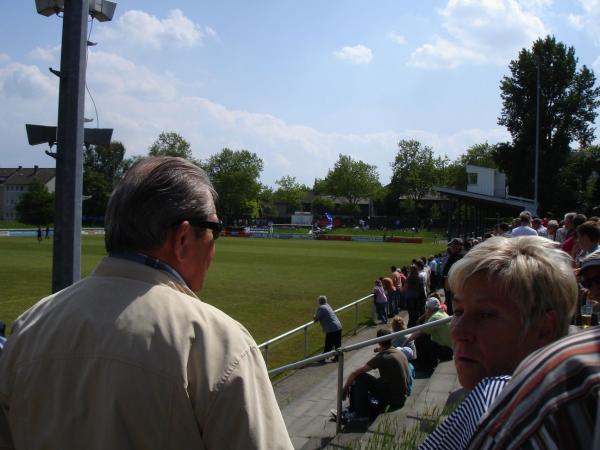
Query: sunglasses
182 219 223 240
581 275 600 289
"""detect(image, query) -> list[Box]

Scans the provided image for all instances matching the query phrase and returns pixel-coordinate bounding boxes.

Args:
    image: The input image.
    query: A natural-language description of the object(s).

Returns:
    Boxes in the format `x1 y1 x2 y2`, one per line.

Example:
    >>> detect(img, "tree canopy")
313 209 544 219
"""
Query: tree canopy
148 131 194 161
273 176 309 215
16 179 54 225
201 148 264 221
82 141 126 219
320 154 381 211
390 139 447 203
497 35 600 211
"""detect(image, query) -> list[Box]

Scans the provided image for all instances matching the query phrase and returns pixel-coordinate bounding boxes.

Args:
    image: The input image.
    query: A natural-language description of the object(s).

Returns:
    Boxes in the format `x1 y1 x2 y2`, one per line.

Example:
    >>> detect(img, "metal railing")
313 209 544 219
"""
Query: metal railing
268 316 453 432
257 293 374 367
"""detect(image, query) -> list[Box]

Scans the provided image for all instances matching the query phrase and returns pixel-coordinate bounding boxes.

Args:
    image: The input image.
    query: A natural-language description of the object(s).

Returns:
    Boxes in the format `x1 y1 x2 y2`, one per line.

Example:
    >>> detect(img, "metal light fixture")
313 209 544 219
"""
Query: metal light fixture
35 0 116 22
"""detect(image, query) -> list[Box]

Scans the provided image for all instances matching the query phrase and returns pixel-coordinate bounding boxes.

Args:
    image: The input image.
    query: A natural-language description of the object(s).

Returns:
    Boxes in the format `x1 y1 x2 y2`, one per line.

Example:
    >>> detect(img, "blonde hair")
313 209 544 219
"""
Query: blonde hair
391 315 406 332
448 236 577 337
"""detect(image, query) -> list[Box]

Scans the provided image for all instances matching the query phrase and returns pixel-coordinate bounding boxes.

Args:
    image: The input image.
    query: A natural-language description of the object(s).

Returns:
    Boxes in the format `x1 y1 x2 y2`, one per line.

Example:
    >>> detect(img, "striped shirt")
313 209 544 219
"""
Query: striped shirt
418 376 510 450
468 327 600 450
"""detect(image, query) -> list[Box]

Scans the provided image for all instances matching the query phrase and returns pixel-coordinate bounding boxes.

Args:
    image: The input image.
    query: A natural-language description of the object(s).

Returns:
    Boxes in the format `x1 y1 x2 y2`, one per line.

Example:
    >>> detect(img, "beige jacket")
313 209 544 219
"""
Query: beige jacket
0 257 292 450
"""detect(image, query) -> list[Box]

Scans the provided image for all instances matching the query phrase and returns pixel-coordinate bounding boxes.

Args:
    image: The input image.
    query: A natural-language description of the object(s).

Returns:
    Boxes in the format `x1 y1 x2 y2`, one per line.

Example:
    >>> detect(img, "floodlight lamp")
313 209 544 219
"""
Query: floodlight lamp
35 0 64 17
89 0 116 22
35 0 116 22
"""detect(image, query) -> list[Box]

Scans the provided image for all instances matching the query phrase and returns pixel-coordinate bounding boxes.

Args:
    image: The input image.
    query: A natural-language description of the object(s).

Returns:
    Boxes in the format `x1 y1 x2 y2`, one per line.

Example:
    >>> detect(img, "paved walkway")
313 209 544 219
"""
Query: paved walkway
273 322 396 449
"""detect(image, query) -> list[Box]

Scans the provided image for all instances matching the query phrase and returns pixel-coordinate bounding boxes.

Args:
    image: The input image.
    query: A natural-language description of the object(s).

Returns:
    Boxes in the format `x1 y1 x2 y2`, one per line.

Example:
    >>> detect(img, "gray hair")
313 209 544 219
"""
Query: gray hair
448 236 577 337
564 212 577 224
105 157 217 253
318 295 328 305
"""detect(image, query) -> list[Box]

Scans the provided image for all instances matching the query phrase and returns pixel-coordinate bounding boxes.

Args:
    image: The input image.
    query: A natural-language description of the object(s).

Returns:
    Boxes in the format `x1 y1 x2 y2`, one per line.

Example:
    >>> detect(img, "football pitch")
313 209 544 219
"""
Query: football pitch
0 235 445 368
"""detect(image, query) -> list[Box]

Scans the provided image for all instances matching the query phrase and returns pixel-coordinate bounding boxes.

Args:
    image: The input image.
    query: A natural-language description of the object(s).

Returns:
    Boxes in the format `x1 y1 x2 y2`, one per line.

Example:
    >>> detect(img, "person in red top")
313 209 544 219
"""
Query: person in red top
562 213 587 257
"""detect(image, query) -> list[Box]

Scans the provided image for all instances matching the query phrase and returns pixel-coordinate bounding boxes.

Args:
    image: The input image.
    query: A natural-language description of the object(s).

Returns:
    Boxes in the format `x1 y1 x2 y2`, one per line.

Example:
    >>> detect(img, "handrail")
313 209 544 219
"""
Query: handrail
257 293 374 366
267 316 453 433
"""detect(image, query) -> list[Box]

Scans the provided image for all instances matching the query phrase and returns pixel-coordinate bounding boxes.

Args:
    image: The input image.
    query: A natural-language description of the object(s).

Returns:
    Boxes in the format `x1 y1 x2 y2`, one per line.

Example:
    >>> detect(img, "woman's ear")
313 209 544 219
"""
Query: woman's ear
534 310 559 346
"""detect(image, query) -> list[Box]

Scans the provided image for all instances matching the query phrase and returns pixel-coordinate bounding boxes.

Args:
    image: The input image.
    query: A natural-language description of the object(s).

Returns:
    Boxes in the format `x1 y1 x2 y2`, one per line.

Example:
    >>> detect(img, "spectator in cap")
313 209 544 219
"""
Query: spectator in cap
407 297 452 373
442 238 464 315
418 235 577 450
313 295 342 361
580 250 600 307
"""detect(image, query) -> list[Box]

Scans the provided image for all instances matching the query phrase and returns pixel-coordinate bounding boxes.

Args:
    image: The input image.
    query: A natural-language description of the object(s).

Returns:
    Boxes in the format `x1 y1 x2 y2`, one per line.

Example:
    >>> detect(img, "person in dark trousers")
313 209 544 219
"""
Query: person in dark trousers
342 329 409 420
442 238 464 315
314 295 342 361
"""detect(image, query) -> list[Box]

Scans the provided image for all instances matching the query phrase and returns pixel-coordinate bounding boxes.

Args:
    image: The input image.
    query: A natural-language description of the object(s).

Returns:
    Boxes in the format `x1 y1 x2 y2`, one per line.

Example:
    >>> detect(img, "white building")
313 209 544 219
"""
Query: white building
0 166 56 221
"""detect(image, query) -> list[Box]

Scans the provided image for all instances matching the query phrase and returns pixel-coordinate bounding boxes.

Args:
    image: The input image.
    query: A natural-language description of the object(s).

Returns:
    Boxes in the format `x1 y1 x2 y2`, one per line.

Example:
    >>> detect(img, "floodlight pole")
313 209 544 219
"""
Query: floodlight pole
534 56 541 215
52 0 89 293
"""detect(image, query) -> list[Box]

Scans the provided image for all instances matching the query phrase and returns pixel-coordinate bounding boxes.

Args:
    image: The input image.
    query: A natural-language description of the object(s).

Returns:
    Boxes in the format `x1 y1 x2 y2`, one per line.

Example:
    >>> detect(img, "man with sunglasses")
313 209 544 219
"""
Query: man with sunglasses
0 157 293 450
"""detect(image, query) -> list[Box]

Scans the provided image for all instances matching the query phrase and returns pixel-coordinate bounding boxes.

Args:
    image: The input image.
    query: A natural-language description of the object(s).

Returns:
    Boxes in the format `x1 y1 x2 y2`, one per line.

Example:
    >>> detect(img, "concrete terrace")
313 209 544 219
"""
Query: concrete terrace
272 319 461 450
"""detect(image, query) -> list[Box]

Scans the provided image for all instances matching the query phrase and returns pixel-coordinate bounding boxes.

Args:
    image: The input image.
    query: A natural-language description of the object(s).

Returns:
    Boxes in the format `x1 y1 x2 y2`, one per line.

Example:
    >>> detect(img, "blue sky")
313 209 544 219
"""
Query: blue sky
1 0 599 187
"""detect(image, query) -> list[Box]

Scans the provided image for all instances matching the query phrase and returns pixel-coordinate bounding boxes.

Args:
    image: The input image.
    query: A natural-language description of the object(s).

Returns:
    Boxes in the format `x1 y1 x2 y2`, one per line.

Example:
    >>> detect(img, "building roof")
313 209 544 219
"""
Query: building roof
1 167 56 186
433 186 536 211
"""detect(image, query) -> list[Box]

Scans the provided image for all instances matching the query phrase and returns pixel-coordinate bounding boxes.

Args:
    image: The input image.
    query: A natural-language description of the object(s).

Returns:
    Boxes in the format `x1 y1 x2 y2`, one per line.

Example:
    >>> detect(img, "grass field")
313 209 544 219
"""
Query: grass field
0 235 445 368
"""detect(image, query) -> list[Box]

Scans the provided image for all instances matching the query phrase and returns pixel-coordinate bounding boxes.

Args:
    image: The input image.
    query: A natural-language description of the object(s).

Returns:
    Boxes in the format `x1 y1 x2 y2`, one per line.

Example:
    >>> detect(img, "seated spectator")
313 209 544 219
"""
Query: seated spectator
510 211 538 237
390 316 416 361
418 236 577 450
342 329 409 421
468 326 600 450
407 298 452 373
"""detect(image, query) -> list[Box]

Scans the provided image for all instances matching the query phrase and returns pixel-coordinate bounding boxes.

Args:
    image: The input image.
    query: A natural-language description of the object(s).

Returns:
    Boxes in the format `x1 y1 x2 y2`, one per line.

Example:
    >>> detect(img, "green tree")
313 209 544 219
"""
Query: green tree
16 179 54 225
202 149 264 221
311 196 336 215
82 141 126 218
390 139 447 203
556 145 600 214
497 36 600 211
273 176 310 215
442 143 498 189
148 131 194 161
321 154 381 210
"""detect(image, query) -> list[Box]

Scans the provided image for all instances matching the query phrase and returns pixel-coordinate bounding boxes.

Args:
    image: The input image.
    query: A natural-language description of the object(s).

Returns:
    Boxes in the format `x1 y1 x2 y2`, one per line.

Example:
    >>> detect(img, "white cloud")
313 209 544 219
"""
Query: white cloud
0 61 56 99
568 13 584 30
0 50 510 186
27 46 60 63
101 9 206 49
333 45 373 64
387 32 406 45
409 0 546 69
0 54 11 64
572 0 600 44
408 37 486 69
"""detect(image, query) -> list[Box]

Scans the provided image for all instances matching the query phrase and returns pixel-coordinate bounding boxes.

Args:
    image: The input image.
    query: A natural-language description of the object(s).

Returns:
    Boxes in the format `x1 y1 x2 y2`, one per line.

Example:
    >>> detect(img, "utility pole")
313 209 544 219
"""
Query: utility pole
52 0 89 292
534 56 541 216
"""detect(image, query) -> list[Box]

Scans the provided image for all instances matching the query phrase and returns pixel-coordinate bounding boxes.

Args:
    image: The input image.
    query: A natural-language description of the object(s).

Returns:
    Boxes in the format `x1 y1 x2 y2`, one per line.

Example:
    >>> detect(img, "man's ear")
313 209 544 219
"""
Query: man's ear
170 221 193 263
534 310 559 346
